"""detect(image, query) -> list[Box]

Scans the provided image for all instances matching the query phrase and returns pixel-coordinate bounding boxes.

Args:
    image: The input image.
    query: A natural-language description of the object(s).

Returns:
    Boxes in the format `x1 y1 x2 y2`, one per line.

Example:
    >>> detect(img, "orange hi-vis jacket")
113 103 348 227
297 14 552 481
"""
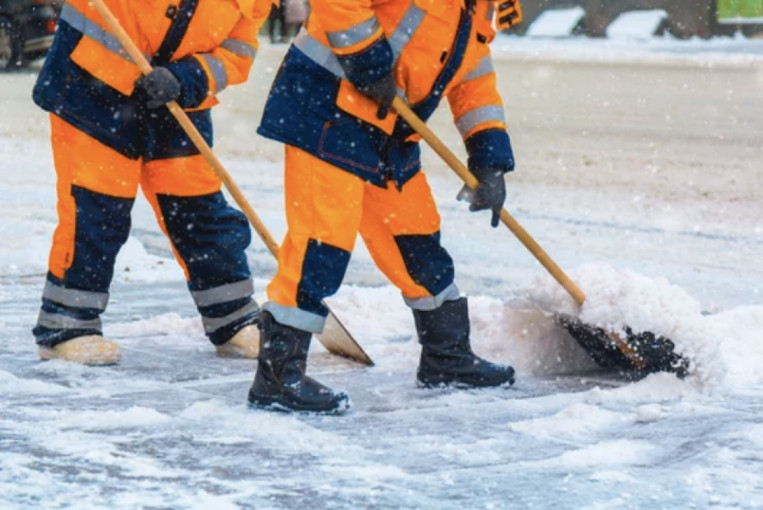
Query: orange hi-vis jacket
258 0 517 187
33 0 270 159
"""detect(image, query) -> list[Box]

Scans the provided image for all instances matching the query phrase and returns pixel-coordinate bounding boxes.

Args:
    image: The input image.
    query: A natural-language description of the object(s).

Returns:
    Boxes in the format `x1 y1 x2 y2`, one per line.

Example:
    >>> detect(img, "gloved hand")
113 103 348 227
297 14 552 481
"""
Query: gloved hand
134 67 181 109
357 71 397 120
457 166 506 228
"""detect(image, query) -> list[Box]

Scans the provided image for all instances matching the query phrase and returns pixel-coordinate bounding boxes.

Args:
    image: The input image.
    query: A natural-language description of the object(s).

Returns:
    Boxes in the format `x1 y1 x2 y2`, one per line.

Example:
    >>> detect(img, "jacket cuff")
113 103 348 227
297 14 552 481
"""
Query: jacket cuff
465 129 515 173
165 57 210 109
336 37 394 88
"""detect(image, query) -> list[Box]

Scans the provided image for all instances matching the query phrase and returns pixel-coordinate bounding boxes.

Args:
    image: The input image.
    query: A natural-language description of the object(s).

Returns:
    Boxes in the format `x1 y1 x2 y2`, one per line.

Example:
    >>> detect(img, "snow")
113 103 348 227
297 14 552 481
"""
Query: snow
492 31 763 67
2 38 763 508
606 10 668 40
525 7 585 38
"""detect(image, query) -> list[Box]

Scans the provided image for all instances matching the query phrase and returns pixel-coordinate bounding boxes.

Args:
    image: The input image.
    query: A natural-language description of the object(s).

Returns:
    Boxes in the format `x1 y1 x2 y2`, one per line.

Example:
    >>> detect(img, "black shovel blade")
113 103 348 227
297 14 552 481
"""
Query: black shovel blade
558 315 690 380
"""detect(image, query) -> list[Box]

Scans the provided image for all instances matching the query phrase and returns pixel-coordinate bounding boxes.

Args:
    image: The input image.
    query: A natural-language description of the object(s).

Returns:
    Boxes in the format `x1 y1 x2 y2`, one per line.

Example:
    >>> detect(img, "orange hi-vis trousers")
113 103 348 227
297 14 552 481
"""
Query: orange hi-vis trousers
263 146 460 333
34 116 257 347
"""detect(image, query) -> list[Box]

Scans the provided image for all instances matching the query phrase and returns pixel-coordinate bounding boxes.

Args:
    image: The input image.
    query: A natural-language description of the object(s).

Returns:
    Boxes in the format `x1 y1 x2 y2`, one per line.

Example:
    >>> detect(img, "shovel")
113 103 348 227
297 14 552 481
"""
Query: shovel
392 97 689 378
88 0 373 366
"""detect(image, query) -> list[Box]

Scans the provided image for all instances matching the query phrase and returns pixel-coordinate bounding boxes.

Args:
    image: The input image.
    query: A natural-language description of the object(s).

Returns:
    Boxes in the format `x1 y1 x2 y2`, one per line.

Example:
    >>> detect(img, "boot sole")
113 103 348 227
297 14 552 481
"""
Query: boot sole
247 394 351 416
417 373 516 389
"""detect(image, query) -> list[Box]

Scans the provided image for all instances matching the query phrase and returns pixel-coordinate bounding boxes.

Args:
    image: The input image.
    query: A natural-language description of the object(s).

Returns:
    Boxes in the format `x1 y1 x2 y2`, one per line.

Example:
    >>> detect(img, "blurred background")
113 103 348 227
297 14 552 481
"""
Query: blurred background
1 0 762 71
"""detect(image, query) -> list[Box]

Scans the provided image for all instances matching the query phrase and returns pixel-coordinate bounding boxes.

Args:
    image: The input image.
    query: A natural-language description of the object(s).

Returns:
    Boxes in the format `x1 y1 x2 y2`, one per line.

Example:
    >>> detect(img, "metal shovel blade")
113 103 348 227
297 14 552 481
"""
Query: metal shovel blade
557 315 690 379
320 308 374 366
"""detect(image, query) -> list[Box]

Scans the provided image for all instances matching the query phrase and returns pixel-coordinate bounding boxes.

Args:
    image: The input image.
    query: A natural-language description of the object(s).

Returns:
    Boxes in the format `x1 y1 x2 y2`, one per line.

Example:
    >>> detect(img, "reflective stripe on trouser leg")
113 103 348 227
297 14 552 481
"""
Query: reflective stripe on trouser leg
264 146 363 334
358 171 460 311
141 155 256 344
34 115 140 347
190 279 260 345
34 278 110 347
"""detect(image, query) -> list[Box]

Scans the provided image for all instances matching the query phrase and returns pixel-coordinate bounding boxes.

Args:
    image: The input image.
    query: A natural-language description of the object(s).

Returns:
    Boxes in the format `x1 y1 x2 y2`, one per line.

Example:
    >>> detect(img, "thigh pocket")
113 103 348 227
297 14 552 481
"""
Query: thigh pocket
317 116 385 177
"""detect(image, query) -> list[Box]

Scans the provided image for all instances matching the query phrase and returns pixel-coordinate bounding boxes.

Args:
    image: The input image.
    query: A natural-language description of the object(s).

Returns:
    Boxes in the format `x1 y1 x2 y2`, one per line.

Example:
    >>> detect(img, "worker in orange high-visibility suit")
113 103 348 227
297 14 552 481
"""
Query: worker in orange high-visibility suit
31 0 272 365
249 0 524 414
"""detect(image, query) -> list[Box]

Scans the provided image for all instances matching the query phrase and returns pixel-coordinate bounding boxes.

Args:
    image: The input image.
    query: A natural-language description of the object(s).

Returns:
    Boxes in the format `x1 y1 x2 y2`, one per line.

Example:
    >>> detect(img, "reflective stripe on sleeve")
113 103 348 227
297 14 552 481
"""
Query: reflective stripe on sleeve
293 29 347 78
36 310 102 331
59 3 133 63
387 2 425 58
326 16 381 49
191 279 254 308
294 0 425 79
221 38 257 58
403 283 461 311
463 55 494 82
202 54 228 92
455 105 506 137
42 281 109 310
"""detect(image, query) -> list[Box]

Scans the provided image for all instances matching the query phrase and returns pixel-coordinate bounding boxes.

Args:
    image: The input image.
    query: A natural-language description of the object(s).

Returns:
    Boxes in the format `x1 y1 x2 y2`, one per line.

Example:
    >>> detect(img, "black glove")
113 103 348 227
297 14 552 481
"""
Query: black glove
457 166 506 228
357 71 397 120
134 67 181 109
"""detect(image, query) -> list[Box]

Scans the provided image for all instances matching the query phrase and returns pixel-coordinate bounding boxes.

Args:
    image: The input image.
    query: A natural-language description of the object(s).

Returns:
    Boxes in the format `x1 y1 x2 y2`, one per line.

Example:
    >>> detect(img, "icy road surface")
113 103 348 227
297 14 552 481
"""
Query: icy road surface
1 38 762 508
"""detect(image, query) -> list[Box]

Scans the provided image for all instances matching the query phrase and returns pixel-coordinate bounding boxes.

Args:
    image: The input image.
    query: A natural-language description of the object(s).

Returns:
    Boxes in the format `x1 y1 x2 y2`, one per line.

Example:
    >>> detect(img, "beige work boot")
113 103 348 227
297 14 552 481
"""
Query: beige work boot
38 335 122 365
215 324 260 358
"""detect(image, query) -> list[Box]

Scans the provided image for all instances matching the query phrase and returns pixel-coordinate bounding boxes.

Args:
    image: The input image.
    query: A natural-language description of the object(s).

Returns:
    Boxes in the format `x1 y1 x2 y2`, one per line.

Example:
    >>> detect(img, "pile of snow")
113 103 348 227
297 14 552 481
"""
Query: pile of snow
525 262 763 390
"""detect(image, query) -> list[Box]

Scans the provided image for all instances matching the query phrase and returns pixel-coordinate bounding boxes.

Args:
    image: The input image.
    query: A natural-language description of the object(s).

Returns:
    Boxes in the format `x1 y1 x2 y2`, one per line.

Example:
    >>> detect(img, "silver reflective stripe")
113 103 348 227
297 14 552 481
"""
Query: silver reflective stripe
221 38 257 58
463 55 494 82
59 3 132 63
262 302 326 334
191 279 254 308
202 301 260 334
42 281 109 310
404 283 461 311
37 310 102 331
327 16 380 49
455 105 506 136
295 1 424 79
387 2 425 58
202 54 228 92
293 29 347 78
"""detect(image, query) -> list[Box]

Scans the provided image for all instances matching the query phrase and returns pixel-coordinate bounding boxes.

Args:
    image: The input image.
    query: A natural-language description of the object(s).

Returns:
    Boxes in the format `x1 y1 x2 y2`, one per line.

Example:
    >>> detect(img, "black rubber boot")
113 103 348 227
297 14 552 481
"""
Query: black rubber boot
248 312 350 414
415 298 515 388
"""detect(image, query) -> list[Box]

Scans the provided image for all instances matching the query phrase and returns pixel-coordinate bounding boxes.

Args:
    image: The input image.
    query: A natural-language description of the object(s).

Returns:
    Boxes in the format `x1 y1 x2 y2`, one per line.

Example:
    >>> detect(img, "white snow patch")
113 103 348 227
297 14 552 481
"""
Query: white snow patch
113 236 184 283
321 463 407 481
434 439 503 465
509 403 627 438
184 492 242 510
107 312 202 338
0 369 68 394
55 406 172 429
545 439 658 469
526 7 585 38
635 403 663 423
607 10 668 40
586 373 696 404
705 306 763 390
589 470 637 483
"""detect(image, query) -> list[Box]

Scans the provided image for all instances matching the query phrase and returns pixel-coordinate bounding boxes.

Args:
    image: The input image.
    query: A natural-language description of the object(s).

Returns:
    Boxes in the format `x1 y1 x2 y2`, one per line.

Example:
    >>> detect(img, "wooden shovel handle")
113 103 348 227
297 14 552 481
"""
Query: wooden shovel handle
392 97 587 307
89 0 280 256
